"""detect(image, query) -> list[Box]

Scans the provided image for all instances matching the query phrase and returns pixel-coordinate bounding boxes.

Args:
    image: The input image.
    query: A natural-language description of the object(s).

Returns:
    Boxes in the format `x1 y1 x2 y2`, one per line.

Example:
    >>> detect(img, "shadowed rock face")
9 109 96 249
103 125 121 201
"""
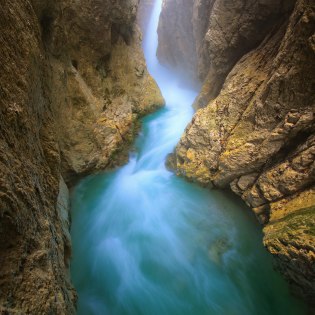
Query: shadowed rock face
0 0 163 313
159 0 315 305
157 0 198 80
137 0 156 36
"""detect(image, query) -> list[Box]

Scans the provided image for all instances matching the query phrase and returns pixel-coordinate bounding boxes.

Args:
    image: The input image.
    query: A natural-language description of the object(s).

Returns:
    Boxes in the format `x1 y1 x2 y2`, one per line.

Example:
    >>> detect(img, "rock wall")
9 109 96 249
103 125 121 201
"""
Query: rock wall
158 0 296 105
157 0 197 80
160 0 315 305
137 0 156 35
0 0 163 313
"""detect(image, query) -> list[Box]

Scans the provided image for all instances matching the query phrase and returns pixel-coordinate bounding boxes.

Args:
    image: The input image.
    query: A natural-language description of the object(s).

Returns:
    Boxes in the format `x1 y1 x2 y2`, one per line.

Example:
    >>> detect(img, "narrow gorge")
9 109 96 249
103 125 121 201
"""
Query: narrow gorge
0 0 314 314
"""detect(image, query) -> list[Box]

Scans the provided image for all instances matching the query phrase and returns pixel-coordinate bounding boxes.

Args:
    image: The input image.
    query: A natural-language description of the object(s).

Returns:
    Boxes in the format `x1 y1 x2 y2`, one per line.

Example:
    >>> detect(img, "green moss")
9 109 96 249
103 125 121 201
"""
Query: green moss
265 205 315 240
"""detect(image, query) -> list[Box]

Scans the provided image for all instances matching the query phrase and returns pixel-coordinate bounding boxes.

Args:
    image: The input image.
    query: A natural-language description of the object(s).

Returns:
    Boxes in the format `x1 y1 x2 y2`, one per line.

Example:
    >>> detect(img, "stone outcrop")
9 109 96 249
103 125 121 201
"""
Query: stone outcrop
160 0 315 304
48 0 164 184
0 0 163 313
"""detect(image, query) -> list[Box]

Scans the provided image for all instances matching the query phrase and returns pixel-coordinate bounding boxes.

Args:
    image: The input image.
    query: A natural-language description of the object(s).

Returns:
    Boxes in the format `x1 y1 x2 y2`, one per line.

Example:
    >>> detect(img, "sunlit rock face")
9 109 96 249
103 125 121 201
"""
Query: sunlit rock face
0 0 163 313
44 0 165 184
160 0 315 304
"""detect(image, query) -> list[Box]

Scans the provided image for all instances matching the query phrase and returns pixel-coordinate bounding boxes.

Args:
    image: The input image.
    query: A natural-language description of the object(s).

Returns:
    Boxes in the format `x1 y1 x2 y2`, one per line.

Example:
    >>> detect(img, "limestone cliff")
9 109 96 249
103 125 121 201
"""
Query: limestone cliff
0 0 163 313
160 0 315 304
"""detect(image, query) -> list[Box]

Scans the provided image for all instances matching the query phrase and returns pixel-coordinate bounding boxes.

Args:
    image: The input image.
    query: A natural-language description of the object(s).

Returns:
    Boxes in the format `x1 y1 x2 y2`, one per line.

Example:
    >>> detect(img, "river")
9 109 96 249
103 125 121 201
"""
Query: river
70 1 306 314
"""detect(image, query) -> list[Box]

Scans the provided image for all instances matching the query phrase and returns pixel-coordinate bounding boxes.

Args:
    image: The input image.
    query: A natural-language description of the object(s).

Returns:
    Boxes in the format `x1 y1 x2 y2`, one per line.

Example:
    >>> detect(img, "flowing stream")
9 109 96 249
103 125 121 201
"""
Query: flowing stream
70 1 306 314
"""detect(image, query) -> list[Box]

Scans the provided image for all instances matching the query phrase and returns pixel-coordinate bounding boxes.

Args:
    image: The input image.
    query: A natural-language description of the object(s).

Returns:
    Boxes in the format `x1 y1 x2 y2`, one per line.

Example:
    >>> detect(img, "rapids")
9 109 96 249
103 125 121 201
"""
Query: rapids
70 1 306 314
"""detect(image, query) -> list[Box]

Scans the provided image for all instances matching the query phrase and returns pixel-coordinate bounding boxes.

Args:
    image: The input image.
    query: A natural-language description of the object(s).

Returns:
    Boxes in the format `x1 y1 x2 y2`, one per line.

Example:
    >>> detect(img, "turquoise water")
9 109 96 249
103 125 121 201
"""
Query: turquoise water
70 1 306 314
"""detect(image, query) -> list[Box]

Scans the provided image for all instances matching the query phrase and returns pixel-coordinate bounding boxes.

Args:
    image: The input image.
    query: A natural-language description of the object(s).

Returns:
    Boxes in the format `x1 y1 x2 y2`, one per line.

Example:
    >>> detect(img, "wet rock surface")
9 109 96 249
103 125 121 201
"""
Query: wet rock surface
159 0 315 304
0 0 163 313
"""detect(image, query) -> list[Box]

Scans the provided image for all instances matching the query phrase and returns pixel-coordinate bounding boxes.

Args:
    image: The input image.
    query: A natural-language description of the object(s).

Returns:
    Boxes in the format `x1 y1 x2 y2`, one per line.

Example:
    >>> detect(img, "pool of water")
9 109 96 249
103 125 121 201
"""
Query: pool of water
70 1 306 314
